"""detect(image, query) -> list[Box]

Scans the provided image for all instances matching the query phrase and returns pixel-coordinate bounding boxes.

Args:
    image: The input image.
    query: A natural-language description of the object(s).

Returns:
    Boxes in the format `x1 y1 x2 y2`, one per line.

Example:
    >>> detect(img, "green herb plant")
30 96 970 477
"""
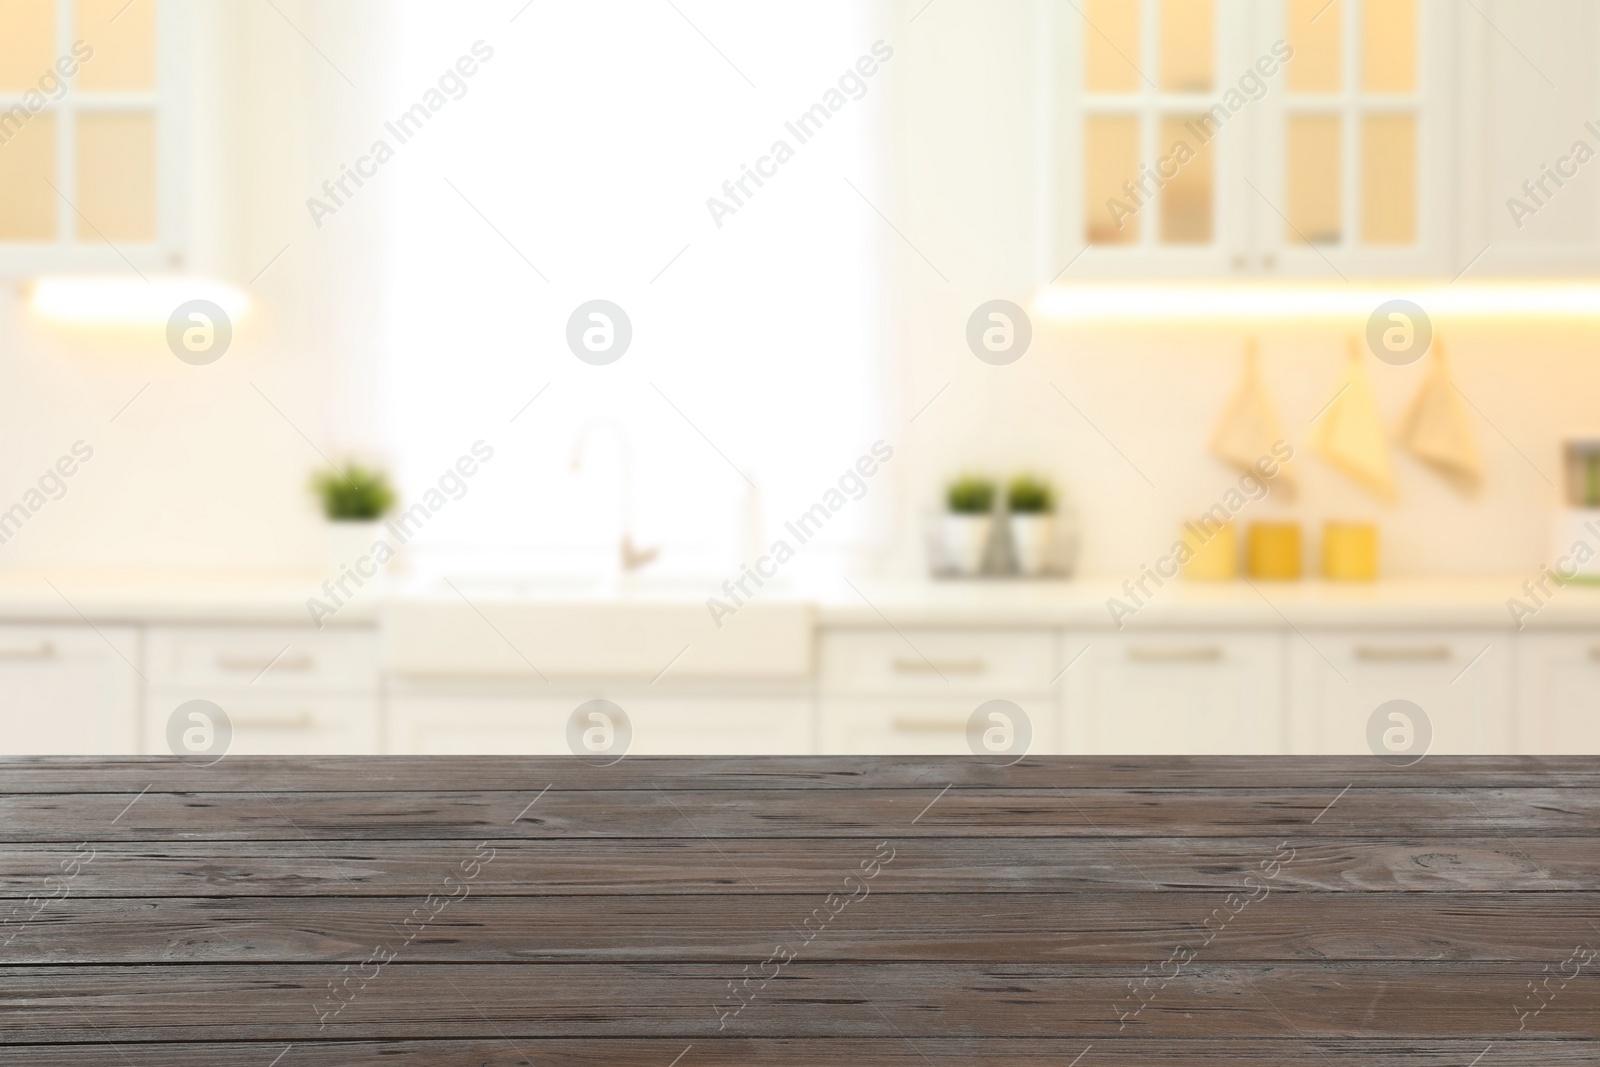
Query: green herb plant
1007 475 1055 515
946 475 997 515
310 464 397 521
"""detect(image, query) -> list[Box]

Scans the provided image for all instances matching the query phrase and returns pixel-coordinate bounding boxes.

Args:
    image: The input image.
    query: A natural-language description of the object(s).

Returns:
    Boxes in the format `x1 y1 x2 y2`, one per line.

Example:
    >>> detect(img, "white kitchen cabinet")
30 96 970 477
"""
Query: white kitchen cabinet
1458 0 1600 276
387 688 813 756
1063 630 1286 754
142 692 380 756
819 628 1061 755
146 626 380 691
1286 629 1512 754
143 625 381 755
820 695 1059 755
0 624 140 754
1513 633 1600 753
1049 0 1461 278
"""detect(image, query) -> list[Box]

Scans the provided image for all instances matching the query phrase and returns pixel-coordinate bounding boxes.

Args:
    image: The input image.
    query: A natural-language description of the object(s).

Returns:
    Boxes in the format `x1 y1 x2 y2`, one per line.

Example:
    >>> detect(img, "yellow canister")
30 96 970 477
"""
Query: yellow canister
1322 522 1378 581
1179 519 1237 580
1247 522 1303 580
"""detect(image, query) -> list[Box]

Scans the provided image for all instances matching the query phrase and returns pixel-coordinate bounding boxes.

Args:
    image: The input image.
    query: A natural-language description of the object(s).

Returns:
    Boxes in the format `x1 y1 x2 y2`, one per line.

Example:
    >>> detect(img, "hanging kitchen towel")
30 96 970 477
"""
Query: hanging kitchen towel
1209 339 1296 494
1312 339 1397 502
1395 338 1482 494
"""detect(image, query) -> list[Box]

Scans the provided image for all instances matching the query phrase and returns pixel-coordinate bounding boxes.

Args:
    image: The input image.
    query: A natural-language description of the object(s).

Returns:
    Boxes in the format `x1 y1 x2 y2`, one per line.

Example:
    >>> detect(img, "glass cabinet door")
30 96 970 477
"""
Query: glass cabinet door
1052 0 1454 279
1254 0 1453 276
1055 0 1253 277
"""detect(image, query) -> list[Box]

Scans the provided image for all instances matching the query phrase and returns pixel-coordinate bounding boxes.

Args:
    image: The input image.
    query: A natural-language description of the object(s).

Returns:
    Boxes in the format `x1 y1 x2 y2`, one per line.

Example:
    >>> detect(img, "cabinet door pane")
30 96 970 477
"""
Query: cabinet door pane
1086 114 1140 243
1085 0 1142 93
1159 0 1213 91
0 0 55 91
0 109 57 240
76 0 158 91
1286 112 1341 243
1160 113 1213 242
76 110 157 241
1360 111 1416 244
1362 0 1416 93
1287 0 1341 93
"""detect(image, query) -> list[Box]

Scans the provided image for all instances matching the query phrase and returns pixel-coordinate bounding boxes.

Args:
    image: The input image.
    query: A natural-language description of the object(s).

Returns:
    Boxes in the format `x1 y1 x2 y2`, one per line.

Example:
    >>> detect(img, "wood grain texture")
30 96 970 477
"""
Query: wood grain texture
6 1040 1594 1067
5 893 1599 964
5 754 1600 791
2 786 1594 841
2 756 1596 1063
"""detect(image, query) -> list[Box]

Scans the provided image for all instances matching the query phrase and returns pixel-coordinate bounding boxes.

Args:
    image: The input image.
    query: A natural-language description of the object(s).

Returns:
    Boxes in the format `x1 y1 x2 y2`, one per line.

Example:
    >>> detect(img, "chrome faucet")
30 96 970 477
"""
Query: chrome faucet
570 418 660 574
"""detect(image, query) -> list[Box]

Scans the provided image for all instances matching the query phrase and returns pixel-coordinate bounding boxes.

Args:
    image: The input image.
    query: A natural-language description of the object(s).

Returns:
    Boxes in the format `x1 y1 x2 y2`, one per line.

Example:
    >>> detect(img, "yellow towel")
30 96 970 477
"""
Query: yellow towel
1396 339 1482 494
1210 339 1296 494
1312 339 1397 502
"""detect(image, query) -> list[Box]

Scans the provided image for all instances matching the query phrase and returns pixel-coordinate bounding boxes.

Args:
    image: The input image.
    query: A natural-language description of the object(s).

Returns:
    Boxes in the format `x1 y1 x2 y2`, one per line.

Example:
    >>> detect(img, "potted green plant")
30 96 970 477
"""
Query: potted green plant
310 464 397 579
942 475 996 575
1006 474 1057 576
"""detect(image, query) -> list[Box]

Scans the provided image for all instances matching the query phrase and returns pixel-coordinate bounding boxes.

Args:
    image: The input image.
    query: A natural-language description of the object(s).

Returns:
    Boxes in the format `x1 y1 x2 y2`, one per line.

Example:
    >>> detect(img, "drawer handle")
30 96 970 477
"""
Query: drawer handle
891 658 987 674
1127 646 1223 662
891 716 969 733
1354 645 1452 663
0 641 56 661
230 712 316 730
216 653 315 673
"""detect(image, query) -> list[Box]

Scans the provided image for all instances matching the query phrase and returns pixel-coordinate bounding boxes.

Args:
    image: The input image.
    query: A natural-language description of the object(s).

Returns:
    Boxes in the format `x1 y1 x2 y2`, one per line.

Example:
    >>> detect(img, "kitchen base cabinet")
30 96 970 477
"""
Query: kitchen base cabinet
819 627 1061 755
142 624 382 755
143 691 380 755
386 690 813 755
1513 633 1600 753
1287 630 1512 755
819 695 1059 755
0 624 140 754
1063 631 1286 754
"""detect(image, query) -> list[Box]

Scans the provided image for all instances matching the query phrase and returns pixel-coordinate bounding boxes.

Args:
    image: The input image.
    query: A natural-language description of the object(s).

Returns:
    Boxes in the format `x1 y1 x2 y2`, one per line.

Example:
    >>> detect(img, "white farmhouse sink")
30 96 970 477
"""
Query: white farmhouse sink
383 577 812 680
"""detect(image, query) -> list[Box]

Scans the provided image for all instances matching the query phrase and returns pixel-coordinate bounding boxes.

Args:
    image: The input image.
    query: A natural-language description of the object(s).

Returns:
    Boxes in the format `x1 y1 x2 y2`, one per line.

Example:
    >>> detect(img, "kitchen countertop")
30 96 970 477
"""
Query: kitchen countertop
2 755 1596 1063
0 569 1594 630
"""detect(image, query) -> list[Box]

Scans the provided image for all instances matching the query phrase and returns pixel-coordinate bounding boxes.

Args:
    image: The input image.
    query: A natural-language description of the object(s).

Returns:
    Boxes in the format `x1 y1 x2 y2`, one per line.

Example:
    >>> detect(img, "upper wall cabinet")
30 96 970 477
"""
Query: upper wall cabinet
1457 0 1600 276
0 0 185 275
1050 0 1459 278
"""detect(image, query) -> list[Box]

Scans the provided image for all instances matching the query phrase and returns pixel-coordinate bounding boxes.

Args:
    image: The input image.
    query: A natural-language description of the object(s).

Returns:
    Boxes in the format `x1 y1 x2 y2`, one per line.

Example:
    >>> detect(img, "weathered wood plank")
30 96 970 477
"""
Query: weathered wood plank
3 755 1597 792
0 963 1591 1042
5 1039 1594 1067
3 892 1597 965
1 836 1584 896
2 787 1594 841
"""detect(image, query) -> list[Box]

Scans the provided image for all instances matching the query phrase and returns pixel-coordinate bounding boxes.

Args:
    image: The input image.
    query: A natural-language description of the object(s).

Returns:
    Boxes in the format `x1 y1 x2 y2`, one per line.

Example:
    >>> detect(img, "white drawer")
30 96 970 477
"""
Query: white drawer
820 695 1059 755
1286 629 1511 754
821 629 1058 694
145 691 380 755
146 626 379 691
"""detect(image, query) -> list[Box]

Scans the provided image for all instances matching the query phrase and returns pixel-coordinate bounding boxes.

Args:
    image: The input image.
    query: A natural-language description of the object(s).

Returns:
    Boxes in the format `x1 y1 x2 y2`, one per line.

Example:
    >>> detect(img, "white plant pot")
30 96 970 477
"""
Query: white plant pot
1552 508 1600 581
323 520 393 592
1009 513 1057 576
942 514 993 576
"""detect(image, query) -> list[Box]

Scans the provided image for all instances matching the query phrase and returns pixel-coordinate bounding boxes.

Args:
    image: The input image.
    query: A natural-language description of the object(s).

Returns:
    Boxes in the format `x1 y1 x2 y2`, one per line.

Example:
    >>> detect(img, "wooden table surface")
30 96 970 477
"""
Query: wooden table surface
2 756 1597 1065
